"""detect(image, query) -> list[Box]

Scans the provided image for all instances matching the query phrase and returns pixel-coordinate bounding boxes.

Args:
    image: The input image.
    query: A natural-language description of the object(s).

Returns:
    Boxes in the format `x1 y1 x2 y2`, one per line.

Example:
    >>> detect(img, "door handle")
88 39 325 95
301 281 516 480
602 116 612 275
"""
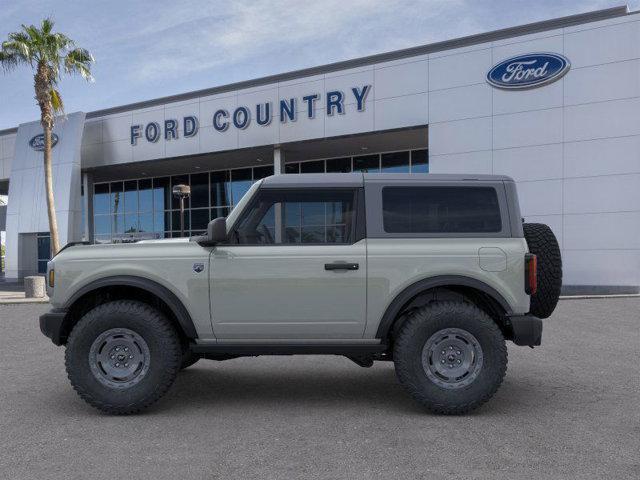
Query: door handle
324 262 359 271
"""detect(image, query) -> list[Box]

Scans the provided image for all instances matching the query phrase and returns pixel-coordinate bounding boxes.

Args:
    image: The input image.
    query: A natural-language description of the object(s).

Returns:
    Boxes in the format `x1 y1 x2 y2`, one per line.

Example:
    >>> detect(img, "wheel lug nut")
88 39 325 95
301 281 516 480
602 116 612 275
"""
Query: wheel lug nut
457 360 461 363
115 347 119 351
110 355 115 359
441 359 445 364
124 363 128 367
457 351 461 355
124 347 128 352
129 355 133 359
441 350 445 355
115 363 120 367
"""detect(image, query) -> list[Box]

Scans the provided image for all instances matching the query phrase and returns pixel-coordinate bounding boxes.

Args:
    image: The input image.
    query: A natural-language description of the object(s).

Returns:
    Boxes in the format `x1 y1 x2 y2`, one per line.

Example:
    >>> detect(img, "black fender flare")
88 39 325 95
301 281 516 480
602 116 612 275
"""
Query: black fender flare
375 275 513 340
64 275 198 339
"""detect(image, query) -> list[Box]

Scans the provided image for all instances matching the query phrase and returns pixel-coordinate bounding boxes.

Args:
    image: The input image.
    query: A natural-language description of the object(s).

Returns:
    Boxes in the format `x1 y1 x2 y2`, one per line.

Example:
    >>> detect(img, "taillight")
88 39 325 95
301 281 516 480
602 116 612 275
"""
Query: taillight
525 253 537 295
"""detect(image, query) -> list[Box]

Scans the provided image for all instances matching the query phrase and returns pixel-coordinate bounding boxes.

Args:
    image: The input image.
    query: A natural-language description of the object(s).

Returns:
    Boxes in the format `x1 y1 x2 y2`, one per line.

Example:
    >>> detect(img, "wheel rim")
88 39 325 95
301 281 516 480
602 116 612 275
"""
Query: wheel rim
421 328 483 390
89 328 151 389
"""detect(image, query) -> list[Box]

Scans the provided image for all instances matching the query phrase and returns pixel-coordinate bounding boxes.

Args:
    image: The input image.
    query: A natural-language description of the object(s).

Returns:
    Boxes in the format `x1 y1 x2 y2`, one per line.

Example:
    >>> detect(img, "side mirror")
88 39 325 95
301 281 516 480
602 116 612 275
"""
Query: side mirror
207 217 227 244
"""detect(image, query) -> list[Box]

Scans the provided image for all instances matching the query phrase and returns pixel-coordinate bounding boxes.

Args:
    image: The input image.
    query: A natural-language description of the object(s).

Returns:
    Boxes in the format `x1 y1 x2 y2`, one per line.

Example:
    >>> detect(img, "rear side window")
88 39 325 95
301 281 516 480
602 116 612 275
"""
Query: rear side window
382 186 502 234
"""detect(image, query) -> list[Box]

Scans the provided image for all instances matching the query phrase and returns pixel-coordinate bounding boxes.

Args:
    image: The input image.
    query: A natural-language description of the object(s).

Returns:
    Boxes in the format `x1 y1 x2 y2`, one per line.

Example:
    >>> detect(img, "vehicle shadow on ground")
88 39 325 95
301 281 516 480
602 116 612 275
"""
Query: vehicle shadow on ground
154 361 550 417
44 359 552 417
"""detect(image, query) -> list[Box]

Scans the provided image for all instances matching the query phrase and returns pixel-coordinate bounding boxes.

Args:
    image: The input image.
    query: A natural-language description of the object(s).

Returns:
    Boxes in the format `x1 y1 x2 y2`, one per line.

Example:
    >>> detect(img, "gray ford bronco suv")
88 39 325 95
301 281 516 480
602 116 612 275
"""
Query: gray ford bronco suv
40 173 562 415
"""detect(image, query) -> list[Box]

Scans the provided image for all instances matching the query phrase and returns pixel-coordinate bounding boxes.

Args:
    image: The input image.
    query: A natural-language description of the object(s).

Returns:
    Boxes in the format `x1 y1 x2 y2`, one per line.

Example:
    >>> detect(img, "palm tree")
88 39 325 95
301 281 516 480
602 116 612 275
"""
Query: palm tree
0 18 93 255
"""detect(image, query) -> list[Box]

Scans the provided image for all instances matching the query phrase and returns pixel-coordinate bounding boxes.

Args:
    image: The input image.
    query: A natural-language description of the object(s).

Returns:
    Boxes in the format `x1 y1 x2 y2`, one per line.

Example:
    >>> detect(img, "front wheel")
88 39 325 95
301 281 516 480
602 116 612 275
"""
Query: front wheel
65 300 182 414
393 302 507 415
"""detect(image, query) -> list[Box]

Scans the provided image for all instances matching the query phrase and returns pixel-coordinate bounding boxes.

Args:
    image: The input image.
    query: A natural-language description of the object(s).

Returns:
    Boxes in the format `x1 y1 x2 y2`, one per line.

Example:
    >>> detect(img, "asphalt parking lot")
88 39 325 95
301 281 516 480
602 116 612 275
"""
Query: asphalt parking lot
1 298 639 479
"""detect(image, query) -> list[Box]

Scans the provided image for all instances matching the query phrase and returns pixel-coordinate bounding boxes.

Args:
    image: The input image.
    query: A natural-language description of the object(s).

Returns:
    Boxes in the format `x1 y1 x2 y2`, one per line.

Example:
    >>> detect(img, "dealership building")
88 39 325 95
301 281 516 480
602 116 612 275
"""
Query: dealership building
0 5 639 293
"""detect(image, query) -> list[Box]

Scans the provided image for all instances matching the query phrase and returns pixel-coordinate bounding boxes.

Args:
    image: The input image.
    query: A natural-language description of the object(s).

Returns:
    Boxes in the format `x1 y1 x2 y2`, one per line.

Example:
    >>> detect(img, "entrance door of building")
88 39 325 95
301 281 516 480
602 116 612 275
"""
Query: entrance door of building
37 232 51 274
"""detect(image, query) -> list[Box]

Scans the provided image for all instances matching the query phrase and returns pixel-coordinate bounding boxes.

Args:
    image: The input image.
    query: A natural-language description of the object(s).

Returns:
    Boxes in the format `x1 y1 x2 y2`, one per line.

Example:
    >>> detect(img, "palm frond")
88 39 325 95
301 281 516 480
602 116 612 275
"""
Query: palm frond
50 87 64 113
41 17 54 35
0 50 19 71
64 47 94 81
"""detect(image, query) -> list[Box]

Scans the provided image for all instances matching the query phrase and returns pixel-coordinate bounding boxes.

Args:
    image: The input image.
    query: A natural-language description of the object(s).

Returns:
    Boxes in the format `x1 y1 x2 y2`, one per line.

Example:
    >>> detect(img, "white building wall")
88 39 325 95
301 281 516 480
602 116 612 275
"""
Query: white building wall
0 133 16 180
429 15 640 290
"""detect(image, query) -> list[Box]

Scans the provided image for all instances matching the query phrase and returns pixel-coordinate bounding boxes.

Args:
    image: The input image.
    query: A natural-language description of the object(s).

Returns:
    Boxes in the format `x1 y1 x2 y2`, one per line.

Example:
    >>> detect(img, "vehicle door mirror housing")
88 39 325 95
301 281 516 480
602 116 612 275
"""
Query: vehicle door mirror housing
208 217 227 244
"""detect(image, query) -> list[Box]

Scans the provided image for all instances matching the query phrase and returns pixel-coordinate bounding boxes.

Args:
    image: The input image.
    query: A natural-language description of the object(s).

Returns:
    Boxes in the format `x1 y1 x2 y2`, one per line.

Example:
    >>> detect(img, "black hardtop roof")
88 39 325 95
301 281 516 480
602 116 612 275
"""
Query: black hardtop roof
260 173 514 188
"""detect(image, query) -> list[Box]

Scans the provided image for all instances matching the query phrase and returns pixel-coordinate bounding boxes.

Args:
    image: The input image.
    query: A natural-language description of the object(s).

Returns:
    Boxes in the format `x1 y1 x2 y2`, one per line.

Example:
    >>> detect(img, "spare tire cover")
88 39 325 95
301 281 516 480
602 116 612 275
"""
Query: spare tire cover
523 223 563 319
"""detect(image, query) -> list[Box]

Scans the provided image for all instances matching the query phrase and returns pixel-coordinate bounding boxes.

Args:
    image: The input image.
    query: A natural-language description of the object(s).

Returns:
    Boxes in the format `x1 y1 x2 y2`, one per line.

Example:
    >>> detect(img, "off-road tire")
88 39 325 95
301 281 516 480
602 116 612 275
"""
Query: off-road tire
180 350 200 370
65 300 181 414
523 222 562 319
394 301 507 415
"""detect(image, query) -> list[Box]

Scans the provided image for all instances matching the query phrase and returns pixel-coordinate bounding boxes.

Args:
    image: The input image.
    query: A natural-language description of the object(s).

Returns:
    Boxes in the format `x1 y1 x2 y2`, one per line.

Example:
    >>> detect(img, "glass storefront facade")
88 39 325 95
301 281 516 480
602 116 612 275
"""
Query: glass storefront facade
92 148 428 243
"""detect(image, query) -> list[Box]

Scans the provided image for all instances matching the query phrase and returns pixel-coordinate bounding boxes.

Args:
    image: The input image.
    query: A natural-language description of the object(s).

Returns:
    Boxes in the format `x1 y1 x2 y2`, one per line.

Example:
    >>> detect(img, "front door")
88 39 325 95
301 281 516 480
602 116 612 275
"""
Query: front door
210 187 366 339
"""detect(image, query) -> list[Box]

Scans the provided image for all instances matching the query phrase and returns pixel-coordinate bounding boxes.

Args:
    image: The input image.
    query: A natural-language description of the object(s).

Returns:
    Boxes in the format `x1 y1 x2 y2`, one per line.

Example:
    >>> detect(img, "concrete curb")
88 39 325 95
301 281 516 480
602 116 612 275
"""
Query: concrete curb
560 294 640 300
0 297 49 305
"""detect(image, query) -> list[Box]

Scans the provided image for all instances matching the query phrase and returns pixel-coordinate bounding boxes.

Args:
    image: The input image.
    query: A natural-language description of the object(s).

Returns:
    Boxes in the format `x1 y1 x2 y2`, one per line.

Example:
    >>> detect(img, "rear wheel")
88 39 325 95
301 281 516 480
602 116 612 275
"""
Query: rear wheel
65 300 181 414
394 301 507 415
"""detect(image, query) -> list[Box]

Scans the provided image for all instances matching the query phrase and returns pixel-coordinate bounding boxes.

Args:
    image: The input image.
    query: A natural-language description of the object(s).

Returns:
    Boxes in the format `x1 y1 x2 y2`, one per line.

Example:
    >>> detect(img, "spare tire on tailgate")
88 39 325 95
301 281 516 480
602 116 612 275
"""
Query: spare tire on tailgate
523 223 562 319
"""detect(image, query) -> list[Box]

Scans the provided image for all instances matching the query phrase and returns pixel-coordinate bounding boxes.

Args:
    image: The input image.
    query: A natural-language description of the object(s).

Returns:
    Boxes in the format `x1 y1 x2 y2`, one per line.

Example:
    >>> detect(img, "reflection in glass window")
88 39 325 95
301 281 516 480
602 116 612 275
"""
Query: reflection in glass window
94 183 110 215
124 180 138 213
211 207 230 220
94 215 111 236
153 177 170 212
353 154 380 173
326 157 351 173
411 149 429 173
171 210 190 235
190 208 210 231
381 151 410 173
139 214 153 233
124 213 138 233
235 189 354 245
153 211 168 233
231 168 252 206
190 173 209 208
110 182 123 215
138 179 153 213
211 171 230 207
113 214 124 234
300 160 324 173
253 165 274 179
285 163 300 174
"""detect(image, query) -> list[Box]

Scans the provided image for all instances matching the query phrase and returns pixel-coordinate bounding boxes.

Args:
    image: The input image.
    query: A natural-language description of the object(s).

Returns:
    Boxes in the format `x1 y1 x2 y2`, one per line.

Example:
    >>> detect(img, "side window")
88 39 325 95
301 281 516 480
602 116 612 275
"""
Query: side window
234 189 356 245
382 186 502 234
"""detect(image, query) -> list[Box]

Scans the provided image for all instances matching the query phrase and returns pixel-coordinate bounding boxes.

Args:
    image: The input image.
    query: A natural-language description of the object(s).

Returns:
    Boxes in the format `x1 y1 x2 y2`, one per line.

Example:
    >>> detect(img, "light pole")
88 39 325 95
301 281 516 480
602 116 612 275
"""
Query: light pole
172 184 191 237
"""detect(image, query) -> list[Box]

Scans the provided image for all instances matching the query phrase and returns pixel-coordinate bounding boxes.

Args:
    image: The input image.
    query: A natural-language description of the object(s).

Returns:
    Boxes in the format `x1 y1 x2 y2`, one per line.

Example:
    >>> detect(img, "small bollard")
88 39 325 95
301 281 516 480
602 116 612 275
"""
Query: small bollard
24 276 46 298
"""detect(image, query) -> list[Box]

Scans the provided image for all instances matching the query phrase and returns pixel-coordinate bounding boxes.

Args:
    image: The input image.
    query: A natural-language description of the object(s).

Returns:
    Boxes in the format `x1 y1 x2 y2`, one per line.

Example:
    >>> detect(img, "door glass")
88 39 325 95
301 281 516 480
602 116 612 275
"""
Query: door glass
234 189 356 245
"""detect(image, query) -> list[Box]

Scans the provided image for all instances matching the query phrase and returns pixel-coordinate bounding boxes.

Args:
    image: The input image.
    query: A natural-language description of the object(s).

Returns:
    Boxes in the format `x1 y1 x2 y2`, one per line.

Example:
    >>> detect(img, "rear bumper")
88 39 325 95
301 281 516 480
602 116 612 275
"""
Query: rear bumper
39 309 68 346
508 314 542 347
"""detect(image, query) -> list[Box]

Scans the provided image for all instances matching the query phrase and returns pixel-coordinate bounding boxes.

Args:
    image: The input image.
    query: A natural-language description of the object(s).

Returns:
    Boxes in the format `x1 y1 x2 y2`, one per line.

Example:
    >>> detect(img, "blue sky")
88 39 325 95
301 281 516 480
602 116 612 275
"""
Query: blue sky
0 0 637 130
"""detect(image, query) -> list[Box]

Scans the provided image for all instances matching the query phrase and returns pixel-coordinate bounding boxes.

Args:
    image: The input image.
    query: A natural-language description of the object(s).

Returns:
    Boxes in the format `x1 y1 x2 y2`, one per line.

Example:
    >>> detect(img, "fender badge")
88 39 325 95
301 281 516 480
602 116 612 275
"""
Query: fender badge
193 263 205 273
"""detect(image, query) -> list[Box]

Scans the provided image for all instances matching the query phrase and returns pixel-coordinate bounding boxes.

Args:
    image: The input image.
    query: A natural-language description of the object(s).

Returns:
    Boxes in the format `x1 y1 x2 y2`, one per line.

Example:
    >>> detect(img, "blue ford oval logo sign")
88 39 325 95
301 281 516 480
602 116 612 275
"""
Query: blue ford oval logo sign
29 133 59 151
487 53 570 90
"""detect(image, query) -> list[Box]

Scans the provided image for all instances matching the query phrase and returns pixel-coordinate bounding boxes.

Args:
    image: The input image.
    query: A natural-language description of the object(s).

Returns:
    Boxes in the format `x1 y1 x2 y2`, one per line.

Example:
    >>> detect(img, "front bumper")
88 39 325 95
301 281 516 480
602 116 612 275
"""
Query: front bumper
39 309 68 346
508 314 542 347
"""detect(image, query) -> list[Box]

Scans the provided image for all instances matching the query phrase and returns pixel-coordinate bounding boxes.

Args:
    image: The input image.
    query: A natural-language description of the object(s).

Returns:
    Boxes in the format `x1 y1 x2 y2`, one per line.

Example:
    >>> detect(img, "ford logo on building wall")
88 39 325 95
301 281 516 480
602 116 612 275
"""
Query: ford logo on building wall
29 133 59 151
487 53 570 90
